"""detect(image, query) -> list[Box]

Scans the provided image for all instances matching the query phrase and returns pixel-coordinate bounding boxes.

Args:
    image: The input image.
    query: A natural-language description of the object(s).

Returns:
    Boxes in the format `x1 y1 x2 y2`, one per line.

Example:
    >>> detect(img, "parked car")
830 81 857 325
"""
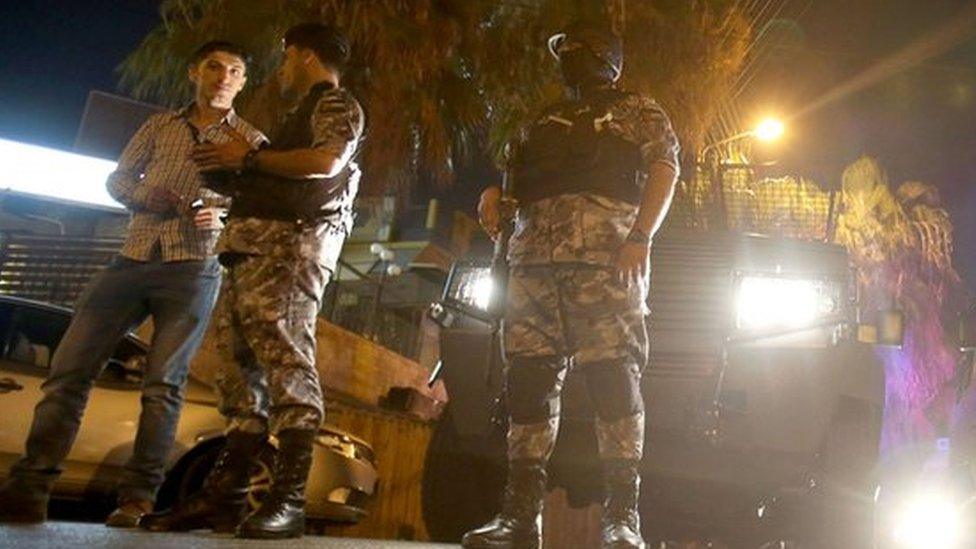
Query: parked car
0 295 377 522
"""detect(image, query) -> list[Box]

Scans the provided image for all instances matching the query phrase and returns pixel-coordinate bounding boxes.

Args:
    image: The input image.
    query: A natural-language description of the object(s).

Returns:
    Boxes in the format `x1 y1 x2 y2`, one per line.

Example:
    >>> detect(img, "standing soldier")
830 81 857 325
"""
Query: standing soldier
464 21 680 549
141 23 364 539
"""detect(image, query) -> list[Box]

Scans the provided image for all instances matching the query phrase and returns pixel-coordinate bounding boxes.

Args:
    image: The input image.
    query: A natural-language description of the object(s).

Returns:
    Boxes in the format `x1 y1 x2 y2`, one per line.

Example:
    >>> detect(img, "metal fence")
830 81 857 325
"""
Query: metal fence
668 165 836 241
0 233 123 307
0 232 431 361
322 260 431 361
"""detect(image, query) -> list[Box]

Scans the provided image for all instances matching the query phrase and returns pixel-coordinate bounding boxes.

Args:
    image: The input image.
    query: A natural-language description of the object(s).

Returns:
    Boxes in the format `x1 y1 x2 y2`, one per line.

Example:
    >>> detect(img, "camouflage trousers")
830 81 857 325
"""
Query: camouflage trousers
503 263 648 365
214 253 329 434
502 264 648 463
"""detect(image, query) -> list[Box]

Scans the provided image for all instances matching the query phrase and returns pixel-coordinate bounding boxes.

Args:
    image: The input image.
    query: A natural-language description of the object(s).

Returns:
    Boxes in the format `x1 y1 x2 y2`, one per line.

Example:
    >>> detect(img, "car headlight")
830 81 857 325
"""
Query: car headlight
316 434 357 460
443 262 494 315
734 274 842 332
892 493 962 547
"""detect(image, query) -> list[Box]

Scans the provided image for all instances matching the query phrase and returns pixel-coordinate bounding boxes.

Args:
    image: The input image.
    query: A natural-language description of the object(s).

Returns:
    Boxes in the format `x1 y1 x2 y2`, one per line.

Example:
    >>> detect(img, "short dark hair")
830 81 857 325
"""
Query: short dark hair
284 23 351 74
191 40 250 67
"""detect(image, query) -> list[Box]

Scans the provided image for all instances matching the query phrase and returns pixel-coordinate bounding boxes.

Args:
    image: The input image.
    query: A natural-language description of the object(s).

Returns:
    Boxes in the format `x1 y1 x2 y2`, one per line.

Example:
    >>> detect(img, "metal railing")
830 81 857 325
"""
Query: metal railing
0 231 431 360
322 258 426 361
669 165 837 241
0 232 123 306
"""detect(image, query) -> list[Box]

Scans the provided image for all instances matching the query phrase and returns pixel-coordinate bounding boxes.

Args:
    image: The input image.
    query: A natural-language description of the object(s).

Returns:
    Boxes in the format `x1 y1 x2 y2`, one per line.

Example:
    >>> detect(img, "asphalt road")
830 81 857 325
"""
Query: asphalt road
0 521 460 549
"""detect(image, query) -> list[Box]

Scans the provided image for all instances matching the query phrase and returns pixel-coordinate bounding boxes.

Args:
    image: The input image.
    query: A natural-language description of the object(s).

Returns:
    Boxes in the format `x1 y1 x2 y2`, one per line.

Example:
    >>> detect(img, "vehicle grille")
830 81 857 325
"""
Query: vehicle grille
648 231 735 379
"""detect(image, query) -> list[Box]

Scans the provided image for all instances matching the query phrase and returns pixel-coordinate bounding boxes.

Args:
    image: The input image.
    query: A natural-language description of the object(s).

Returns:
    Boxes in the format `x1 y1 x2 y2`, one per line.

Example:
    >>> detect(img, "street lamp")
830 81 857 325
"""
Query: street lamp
698 117 786 228
700 117 786 160
366 243 399 342
754 117 785 142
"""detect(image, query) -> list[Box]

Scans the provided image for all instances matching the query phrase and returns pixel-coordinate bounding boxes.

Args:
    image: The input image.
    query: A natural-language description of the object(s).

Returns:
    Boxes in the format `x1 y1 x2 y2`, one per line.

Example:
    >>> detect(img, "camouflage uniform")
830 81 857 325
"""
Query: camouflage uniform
502 92 679 464
214 84 364 435
463 22 678 549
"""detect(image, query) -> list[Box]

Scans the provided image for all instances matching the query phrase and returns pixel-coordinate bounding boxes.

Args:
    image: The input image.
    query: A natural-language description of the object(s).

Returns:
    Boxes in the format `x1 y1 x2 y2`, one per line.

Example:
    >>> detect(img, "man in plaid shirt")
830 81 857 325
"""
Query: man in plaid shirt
0 41 265 527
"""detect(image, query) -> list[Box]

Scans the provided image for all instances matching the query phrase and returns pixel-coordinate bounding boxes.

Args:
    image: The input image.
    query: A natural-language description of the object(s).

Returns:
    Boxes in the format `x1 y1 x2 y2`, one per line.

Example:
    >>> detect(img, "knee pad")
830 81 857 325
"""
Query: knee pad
581 358 644 421
505 356 567 424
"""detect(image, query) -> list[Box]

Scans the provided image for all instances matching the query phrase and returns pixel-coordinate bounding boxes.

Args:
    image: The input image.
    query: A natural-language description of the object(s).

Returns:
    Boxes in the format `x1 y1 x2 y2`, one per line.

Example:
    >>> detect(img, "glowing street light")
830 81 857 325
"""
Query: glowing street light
753 117 785 142
699 116 787 161
697 115 788 227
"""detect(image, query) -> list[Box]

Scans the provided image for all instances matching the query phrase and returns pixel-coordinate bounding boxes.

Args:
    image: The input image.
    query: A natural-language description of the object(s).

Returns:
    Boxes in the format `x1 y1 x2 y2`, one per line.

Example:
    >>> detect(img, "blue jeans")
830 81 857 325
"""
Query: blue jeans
11 255 221 503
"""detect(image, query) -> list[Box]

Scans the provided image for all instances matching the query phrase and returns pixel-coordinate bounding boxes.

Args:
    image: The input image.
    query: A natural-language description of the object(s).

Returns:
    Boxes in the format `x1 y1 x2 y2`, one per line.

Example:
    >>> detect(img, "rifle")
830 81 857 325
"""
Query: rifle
488 147 517 323
484 148 518 429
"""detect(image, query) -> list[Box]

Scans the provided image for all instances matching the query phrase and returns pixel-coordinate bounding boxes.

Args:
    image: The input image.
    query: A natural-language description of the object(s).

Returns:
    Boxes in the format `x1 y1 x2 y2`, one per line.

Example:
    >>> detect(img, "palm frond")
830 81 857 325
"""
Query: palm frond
118 0 752 192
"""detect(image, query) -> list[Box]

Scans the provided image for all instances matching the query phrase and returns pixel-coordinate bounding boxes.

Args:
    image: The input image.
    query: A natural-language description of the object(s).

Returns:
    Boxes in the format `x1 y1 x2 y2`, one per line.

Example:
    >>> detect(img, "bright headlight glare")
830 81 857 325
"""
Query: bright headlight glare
892 494 961 547
471 275 494 311
451 267 494 312
735 275 838 331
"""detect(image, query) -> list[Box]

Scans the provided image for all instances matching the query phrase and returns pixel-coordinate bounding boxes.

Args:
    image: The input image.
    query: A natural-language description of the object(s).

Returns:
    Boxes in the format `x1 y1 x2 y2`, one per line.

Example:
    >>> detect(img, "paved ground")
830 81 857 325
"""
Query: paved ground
0 522 459 549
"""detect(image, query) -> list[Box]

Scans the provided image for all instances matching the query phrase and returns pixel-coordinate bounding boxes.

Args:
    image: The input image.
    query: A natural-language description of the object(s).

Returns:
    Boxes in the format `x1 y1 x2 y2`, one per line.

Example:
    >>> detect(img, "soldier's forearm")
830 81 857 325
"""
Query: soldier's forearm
631 162 678 240
252 148 343 180
482 185 502 198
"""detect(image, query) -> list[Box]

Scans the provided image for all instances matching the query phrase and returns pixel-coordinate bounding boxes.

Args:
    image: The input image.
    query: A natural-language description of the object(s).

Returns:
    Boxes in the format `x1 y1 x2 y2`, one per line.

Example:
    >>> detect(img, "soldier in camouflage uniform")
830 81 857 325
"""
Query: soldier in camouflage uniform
141 24 363 540
463 22 679 549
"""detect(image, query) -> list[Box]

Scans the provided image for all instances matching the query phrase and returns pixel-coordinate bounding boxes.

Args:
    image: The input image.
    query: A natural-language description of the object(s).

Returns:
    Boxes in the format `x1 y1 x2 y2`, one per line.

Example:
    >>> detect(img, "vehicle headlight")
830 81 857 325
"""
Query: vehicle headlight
316 434 357 459
327 487 352 504
444 263 494 314
734 274 842 332
892 493 962 547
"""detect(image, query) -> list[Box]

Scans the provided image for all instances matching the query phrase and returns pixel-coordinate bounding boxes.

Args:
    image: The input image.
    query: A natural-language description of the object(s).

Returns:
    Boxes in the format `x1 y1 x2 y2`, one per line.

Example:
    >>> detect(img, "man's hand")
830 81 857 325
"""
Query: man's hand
192 127 251 172
614 241 650 287
145 187 182 214
193 207 227 230
478 186 502 240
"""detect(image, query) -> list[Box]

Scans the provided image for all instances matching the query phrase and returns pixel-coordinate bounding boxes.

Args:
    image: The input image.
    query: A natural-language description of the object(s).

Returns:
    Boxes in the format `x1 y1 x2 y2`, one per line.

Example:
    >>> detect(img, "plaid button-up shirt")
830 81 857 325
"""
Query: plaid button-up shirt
106 107 266 262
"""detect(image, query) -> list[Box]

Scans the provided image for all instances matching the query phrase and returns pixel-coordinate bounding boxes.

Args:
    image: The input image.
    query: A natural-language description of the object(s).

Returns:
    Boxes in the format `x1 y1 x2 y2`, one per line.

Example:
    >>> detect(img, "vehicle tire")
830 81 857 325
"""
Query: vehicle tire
421 408 505 543
156 439 276 513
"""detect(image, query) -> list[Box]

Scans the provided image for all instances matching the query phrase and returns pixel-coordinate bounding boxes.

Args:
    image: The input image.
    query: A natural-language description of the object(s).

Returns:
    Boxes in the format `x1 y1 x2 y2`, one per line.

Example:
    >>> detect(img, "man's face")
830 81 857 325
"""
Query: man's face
557 40 611 89
277 45 303 96
189 51 247 108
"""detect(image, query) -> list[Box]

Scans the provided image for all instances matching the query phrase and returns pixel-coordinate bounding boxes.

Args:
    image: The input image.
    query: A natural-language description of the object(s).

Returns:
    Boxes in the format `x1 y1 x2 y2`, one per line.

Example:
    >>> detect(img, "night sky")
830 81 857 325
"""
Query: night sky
0 1 159 149
1 1 974 285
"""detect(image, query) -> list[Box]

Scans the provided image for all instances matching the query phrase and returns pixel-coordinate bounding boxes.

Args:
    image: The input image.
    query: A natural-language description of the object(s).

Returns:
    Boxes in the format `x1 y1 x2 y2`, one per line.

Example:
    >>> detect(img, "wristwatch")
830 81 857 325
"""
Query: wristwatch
242 149 261 172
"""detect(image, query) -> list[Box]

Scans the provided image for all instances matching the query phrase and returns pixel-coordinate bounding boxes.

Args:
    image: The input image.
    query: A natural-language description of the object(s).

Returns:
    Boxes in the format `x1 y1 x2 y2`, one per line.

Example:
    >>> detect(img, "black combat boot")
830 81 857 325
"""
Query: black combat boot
237 429 315 539
0 474 54 523
601 461 646 549
462 460 547 549
142 429 265 533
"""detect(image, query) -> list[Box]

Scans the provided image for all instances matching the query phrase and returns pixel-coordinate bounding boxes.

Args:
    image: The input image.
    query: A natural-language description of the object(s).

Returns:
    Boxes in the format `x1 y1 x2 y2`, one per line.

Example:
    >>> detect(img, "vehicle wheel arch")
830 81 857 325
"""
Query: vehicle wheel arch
155 436 226 511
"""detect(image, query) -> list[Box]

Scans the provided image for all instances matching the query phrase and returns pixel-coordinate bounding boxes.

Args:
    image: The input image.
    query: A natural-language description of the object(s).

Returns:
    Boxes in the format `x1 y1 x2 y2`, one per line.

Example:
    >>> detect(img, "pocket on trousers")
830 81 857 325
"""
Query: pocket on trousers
201 256 223 278
580 195 635 253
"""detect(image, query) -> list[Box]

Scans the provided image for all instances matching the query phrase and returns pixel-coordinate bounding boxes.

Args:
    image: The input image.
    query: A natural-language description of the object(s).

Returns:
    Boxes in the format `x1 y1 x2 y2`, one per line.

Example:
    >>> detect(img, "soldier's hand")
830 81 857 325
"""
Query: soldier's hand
193 127 251 172
478 186 502 240
614 241 650 287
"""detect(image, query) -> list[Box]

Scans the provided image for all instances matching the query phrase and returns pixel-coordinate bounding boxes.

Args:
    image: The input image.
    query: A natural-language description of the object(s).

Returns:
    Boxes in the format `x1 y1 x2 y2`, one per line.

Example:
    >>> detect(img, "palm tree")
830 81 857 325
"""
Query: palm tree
118 0 751 192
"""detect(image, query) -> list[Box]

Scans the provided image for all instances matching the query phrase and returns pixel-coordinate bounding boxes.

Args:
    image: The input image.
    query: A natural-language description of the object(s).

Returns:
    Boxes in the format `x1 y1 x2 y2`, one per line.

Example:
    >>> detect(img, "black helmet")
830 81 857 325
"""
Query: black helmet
547 21 623 82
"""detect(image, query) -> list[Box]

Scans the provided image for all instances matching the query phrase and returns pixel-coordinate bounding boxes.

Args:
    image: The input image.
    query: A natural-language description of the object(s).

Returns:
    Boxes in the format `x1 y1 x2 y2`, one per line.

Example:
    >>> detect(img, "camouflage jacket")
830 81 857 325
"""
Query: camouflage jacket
508 192 638 267
507 91 679 267
217 86 364 272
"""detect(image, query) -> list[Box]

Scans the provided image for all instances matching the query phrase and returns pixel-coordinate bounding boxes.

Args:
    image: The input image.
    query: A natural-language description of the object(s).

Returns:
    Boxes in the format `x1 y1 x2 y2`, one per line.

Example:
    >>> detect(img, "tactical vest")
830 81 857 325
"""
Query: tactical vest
228 81 357 224
512 89 643 206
